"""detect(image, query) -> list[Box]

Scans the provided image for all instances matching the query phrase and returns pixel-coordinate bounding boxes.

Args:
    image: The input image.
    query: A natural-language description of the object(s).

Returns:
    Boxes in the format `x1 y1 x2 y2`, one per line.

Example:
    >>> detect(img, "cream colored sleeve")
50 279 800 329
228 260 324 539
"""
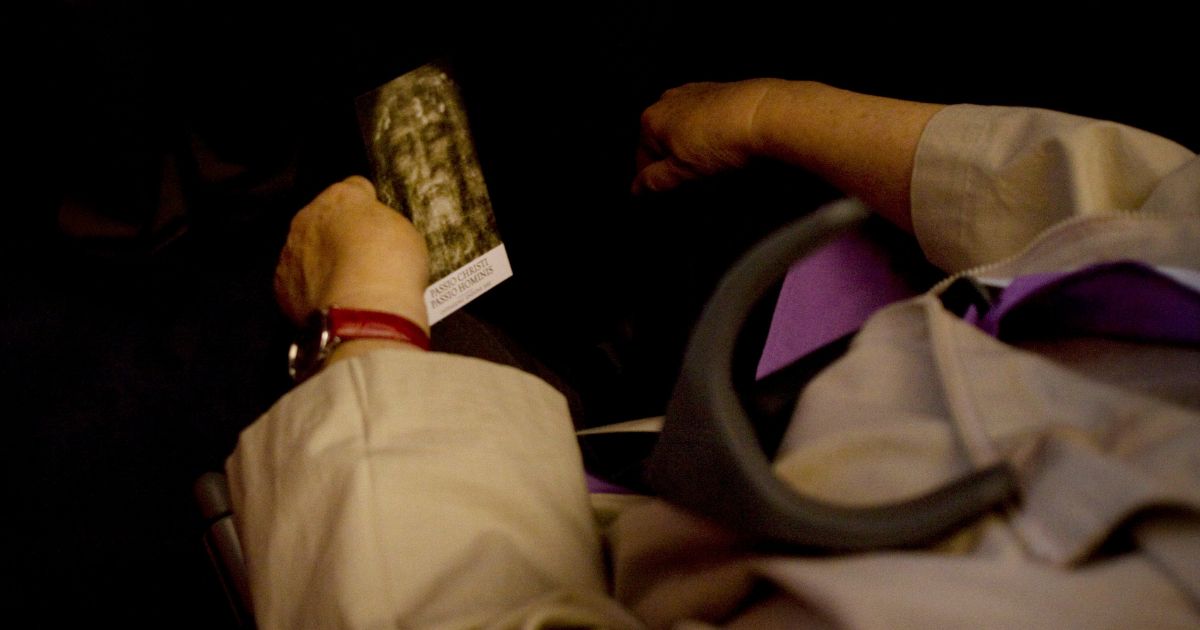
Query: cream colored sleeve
910 104 1196 272
226 350 640 629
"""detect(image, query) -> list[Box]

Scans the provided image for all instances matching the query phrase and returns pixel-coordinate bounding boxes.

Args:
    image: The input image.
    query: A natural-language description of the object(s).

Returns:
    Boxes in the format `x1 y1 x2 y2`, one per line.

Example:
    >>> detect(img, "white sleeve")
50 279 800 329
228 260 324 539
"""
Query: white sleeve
226 350 638 629
910 104 1196 272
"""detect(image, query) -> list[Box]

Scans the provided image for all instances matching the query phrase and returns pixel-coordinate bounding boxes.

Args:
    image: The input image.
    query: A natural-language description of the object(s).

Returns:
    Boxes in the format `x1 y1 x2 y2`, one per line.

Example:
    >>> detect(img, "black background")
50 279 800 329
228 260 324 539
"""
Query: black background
7 2 1196 624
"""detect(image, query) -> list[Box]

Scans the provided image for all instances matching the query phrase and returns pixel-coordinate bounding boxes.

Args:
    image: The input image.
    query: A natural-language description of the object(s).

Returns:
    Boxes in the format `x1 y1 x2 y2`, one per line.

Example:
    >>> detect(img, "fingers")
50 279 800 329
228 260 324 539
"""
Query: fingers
275 176 378 324
633 141 670 194
273 243 309 326
631 160 683 195
274 176 432 330
633 101 685 194
632 80 764 195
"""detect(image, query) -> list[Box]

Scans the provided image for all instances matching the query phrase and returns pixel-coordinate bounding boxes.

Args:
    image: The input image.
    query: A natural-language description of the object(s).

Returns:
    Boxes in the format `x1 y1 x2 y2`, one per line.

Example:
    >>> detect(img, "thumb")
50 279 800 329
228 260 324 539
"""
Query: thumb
632 159 698 195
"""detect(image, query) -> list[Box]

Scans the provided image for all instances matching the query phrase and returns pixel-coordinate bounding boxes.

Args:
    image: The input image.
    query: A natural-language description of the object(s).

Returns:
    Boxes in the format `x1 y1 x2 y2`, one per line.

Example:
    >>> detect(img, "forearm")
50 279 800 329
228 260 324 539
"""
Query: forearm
751 81 944 232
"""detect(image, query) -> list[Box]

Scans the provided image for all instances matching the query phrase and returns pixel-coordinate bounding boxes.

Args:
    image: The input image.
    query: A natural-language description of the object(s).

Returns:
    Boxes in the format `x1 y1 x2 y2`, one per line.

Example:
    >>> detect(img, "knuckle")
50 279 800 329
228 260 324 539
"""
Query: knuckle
324 181 361 205
639 107 656 129
342 175 376 194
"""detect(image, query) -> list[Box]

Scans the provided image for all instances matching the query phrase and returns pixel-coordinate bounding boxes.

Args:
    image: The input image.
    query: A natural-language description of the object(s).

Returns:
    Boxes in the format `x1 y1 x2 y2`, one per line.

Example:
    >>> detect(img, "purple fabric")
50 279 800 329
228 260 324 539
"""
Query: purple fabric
759 242 1199 382
757 230 920 378
965 260 1200 344
586 473 637 495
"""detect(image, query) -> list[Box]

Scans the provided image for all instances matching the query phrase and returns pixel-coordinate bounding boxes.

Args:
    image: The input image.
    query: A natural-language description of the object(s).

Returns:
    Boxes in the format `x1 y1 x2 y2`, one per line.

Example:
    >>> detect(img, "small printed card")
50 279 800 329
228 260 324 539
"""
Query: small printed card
356 62 512 325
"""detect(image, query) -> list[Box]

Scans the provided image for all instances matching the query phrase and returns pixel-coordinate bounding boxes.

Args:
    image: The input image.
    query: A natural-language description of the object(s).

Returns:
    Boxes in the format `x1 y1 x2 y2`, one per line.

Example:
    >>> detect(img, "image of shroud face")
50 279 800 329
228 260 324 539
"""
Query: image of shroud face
358 63 502 281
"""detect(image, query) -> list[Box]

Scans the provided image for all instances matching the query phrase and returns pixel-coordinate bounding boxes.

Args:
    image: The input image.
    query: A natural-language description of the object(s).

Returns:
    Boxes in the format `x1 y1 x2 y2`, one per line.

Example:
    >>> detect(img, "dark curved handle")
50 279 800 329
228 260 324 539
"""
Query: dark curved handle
647 199 1019 551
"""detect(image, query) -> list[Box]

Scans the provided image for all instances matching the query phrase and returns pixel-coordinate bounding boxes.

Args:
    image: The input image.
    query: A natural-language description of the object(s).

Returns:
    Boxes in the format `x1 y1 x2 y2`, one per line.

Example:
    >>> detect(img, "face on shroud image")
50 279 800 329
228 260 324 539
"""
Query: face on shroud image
364 64 502 281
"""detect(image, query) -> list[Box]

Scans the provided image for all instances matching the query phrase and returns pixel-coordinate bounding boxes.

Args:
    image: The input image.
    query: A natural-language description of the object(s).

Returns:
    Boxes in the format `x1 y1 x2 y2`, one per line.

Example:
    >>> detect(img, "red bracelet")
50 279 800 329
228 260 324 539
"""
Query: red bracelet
326 307 431 351
289 307 430 382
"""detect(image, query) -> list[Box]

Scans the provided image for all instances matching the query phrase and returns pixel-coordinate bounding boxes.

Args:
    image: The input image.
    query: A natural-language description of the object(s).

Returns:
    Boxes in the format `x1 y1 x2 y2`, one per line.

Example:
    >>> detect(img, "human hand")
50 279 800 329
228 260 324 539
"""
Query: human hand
634 79 941 232
274 176 430 331
632 79 782 194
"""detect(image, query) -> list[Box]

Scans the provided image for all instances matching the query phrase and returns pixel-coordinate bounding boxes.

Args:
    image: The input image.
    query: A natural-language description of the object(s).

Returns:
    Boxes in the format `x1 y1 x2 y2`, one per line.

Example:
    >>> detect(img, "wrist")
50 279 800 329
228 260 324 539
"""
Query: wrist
749 80 828 164
745 78 784 156
288 307 430 382
317 285 430 333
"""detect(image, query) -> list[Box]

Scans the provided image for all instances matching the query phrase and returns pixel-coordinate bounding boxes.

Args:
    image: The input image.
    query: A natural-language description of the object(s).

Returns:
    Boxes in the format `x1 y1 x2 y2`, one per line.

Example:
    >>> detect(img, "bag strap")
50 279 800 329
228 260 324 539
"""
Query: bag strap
647 199 1019 552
